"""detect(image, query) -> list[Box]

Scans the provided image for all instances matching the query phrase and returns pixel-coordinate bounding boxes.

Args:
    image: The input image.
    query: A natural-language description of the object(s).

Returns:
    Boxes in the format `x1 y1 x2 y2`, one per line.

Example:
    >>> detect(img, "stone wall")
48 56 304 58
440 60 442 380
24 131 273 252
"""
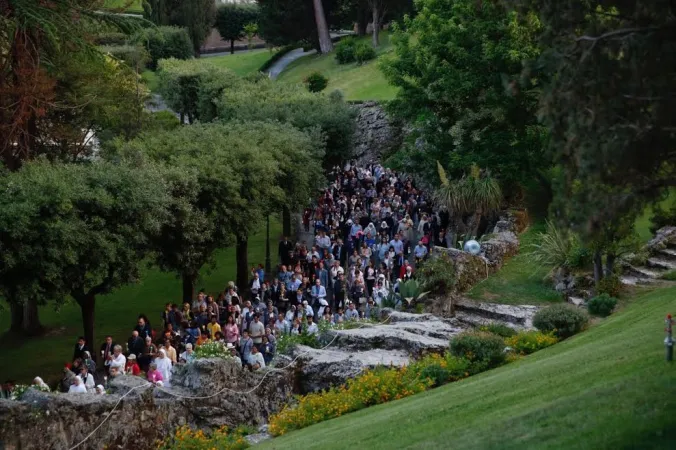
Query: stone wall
352 101 404 165
0 359 294 450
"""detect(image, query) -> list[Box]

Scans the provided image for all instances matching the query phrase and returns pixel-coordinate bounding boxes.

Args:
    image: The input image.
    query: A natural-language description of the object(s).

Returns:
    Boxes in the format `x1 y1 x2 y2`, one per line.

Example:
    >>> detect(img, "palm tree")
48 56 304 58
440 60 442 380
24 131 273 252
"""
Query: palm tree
434 162 502 241
312 0 333 53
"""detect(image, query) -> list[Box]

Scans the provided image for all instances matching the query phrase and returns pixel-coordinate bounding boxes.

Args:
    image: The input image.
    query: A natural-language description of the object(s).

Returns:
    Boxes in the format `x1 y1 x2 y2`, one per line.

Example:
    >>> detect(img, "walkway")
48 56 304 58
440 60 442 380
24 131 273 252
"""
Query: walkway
267 48 316 80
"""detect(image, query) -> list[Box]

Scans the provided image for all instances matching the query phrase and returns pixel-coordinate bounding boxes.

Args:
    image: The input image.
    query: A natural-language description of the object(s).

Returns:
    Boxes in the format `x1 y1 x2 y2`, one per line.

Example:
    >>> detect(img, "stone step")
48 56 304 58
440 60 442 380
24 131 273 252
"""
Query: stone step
454 298 539 328
657 248 676 261
620 275 657 286
568 296 586 307
453 311 526 331
329 325 452 356
647 257 676 271
625 265 664 279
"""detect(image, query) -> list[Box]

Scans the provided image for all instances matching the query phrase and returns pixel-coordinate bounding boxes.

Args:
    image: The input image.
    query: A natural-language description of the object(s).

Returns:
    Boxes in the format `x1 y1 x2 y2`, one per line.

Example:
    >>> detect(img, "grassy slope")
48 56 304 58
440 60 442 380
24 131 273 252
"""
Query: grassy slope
206 49 273 77
260 286 676 449
0 219 280 384
102 0 143 13
635 188 676 243
277 33 398 101
466 223 562 305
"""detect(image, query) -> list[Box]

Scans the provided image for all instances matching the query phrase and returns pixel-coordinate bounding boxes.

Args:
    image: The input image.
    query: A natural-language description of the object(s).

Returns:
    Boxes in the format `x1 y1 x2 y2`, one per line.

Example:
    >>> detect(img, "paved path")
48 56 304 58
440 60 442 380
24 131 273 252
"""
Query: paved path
266 48 317 80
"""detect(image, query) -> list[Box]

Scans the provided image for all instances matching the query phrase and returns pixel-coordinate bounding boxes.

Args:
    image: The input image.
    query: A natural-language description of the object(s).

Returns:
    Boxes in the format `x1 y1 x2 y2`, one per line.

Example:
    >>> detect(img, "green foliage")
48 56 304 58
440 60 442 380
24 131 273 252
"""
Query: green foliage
276 332 320 354
143 110 181 132
505 331 558 355
216 78 355 167
257 0 319 48
533 304 589 339
193 340 232 359
450 332 505 368
144 0 216 53
530 220 577 272
354 41 376 64
661 270 676 281
157 425 250 450
416 252 456 295
596 275 622 298
587 294 618 318
650 203 676 235
94 32 128 46
304 71 329 93
335 37 357 64
215 3 259 48
132 26 194 70
98 44 149 68
479 323 517 338
533 1 676 241
157 58 238 123
381 0 546 193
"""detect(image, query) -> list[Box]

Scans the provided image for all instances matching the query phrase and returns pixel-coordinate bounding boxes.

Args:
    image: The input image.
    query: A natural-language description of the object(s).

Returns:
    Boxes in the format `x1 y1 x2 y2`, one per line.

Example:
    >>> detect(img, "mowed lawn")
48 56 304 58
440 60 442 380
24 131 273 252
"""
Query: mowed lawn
0 219 281 385
205 49 274 77
277 33 398 101
260 286 676 449
466 223 562 305
102 0 143 13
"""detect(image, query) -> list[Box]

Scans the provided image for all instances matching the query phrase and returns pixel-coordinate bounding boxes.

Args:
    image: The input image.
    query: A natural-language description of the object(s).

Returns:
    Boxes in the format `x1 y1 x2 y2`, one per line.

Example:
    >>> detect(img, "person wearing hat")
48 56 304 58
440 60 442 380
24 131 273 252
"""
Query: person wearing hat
95 384 106 395
125 353 140 376
302 300 314 318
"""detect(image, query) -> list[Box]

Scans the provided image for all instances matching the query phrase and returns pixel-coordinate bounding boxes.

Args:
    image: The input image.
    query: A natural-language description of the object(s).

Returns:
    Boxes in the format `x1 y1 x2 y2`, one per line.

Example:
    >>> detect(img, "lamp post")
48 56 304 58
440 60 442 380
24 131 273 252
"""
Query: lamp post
666 314 674 362
265 214 271 277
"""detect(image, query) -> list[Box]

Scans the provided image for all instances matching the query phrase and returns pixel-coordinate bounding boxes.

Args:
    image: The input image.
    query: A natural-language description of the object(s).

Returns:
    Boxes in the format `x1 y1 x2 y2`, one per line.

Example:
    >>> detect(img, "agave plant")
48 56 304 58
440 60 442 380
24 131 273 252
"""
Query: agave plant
399 280 430 309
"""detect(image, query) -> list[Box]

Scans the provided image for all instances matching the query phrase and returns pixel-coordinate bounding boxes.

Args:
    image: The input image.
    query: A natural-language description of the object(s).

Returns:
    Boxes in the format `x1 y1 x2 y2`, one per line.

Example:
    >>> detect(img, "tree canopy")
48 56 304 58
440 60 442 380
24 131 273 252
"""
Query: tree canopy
215 2 260 54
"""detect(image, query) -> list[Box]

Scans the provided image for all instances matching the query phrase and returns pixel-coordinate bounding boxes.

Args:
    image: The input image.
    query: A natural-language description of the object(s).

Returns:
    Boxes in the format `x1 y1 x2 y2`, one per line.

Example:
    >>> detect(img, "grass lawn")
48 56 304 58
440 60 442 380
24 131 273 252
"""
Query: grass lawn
260 285 676 449
277 33 398 101
102 0 143 13
466 223 562 305
206 49 274 77
0 219 281 385
635 188 676 243
141 69 159 93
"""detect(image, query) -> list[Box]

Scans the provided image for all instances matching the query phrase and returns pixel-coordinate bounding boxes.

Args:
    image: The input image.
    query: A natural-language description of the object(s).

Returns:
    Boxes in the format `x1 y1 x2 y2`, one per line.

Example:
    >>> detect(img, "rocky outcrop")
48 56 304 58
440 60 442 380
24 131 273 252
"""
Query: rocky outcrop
480 231 519 269
432 247 493 292
0 359 294 450
621 226 676 286
453 298 539 330
352 101 404 164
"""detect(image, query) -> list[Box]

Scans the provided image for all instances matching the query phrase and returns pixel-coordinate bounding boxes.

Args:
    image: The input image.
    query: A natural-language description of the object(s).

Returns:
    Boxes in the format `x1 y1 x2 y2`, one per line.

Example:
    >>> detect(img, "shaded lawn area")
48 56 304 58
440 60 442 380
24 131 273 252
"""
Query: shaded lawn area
0 219 281 385
277 33 398 101
635 188 676 243
466 223 562 305
206 49 273 77
259 286 676 450
141 69 159 93
102 0 143 13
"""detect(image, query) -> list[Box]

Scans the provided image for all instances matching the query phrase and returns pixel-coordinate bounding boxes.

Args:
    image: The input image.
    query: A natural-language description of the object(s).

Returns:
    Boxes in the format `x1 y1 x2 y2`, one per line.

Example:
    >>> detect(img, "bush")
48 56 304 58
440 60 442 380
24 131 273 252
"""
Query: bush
98 44 149 68
304 71 329 93
335 37 357 64
479 323 517 338
416 252 456 295
650 203 676 235
450 331 505 368
533 304 589 339
94 32 128 46
505 331 558 355
587 293 618 317
662 270 676 281
133 26 194 70
354 41 376 64
597 274 622 297
144 110 181 132
193 340 232 359
156 425 250 450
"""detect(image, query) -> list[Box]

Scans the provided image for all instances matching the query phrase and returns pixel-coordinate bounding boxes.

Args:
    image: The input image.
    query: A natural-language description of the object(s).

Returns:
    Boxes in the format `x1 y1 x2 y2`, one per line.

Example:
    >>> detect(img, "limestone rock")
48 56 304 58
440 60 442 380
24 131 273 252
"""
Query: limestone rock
480 231 519 268
432 246 493 292
647 226 676 252
454 298 539 329
352 101 403 165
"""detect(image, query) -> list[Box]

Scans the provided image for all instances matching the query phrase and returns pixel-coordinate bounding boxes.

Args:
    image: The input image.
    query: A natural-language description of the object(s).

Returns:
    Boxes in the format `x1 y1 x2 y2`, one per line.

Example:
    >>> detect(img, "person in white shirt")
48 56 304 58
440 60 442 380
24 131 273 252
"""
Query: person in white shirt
345 302 360 321
315 230 331 253
306 316 319 335
68 377 87 394
105 345 126 373
274 313 290 335
248 346 266 371
79 366 95 392
302 300 314 318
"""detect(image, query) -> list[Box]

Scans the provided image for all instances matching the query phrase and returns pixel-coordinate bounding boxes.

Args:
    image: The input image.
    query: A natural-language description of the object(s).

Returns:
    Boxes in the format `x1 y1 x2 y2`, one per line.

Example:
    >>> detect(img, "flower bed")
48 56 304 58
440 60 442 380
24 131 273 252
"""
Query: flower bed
156 425 250 450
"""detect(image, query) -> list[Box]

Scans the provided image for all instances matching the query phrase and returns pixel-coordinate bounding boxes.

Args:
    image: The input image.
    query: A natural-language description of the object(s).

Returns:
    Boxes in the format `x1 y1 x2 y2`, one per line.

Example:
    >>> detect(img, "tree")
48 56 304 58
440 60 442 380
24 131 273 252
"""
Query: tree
0 160 170 347
215 3 260 54
435 162 502 240
381 0 546 197
523 0 676 239
143 0 216 54
367 0 412 46
313 0 334 53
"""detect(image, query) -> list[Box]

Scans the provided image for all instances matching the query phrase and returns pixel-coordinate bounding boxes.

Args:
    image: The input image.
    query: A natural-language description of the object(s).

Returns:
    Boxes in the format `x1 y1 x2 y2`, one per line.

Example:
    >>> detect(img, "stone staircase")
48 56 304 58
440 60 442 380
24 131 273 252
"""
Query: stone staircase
621 226 676 286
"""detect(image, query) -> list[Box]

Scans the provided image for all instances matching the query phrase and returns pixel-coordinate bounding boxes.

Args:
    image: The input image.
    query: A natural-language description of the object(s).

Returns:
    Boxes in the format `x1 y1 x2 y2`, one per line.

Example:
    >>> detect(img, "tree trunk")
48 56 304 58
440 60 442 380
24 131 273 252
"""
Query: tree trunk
282 206 292 237
77 294 96 355
312 0 334 54
357 8 368 36
236 235 249 294
182 272 197 303
9 301 24 333
471 208 483 239
593 250 603 285
230 39 235 54
22 298 43 336
605 253 616 278
372 5 381 47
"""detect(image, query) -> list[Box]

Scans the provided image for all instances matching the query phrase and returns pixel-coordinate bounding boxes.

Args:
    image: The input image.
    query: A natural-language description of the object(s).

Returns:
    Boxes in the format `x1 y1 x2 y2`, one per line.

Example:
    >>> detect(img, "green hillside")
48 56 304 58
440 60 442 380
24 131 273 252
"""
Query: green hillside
207 49 273 77
259 286 676 449
102 0 143 13
277 33 398 101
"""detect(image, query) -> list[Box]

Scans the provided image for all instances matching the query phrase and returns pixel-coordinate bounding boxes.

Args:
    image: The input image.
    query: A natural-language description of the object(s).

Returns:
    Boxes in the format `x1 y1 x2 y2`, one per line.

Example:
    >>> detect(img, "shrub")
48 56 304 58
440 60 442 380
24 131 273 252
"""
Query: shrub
409 353 472 385
530 220 579 272
650 203 676 235
193 340 232 359
450 331 505 368
479 323 517 338
597 274 622 297
98 44 149 68
354 41 376 64
304 71 329 93
276 332 320 354
662 270 676 281
416 252 456 295
156 425 250 450
94 32 128 46
587 293 618 317
144 110 181 132
335 37 357 64
132 26 194 70
505 331 558 355
533 304 589 339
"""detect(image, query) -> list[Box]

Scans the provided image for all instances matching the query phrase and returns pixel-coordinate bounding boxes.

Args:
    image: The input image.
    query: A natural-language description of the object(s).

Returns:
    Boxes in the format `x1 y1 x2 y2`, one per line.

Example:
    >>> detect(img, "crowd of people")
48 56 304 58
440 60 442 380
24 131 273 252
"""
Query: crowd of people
13 162 448 397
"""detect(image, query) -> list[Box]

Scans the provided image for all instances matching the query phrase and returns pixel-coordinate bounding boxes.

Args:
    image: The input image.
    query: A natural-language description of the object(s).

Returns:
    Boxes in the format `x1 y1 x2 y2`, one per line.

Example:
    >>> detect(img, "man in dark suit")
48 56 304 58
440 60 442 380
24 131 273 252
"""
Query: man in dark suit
73 336 89 362
127 330 144 357
99 335 116 364
332 238 347 267
278 237 294 266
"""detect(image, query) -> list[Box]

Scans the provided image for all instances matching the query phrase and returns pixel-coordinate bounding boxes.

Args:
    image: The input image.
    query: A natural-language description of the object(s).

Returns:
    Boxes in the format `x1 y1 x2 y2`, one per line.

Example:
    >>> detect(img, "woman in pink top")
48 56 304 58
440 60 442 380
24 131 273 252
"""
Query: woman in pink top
224 315 240 345
147 363 164 384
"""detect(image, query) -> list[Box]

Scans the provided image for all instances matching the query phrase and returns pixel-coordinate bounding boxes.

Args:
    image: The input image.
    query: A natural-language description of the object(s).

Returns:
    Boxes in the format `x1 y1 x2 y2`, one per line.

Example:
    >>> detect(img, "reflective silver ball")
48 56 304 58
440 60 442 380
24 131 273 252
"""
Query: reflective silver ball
464 239 481 255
